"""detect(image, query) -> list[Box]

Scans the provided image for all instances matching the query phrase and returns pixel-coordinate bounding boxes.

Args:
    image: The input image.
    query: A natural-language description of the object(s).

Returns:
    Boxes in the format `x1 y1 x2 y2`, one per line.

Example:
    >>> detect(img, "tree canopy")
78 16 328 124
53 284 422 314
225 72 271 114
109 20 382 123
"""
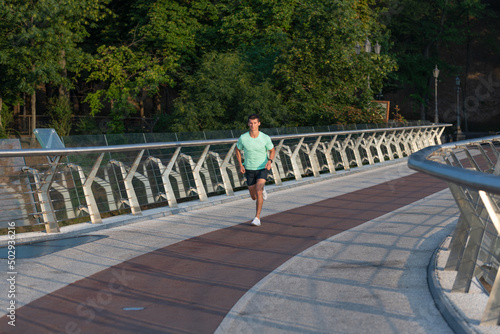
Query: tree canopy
0 0 494 136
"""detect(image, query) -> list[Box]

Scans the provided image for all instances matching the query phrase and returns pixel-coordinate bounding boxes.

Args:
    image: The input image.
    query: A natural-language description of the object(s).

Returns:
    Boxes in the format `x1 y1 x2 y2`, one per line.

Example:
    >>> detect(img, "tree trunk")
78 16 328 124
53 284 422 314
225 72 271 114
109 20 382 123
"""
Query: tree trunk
420 100 426 121
0 95 3 133
71 91 80 114
31 91 36 139
154 92 161 114
59 49 68 98
140 89 145 119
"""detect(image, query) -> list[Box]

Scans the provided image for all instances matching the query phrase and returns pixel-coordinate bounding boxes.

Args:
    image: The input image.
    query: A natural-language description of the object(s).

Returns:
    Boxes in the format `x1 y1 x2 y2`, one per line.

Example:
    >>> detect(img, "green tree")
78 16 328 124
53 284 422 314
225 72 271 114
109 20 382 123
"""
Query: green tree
0 105 14 138
273 0 396 125
171 51 285 131
1 0 401 136
84 45 177 133
0 0 110 136
82 0 214 132
47 96 73 136
0 0 21 134
199 0 395 126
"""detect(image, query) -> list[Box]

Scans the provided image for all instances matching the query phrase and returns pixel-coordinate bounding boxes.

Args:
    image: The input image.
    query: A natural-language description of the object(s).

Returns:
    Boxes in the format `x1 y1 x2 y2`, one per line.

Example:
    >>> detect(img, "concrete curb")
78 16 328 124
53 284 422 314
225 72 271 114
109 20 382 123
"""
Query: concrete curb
428 234 480 334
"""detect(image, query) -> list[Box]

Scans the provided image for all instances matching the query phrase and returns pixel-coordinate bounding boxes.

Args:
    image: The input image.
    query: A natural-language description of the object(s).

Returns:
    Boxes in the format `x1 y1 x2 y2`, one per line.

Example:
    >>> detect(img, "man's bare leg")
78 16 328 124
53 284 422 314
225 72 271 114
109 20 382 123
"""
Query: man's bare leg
248 184 257 200
254 178 266 219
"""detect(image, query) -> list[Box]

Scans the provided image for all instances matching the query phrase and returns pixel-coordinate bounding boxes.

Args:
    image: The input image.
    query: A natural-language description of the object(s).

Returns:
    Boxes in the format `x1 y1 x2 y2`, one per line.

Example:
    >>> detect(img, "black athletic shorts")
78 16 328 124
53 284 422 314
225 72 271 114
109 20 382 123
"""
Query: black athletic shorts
245 169 269 186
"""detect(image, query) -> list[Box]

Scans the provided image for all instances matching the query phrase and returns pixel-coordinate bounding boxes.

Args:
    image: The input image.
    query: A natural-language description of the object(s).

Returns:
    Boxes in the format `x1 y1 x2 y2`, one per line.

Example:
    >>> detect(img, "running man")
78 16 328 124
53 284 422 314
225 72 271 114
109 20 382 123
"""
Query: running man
236 114 276 226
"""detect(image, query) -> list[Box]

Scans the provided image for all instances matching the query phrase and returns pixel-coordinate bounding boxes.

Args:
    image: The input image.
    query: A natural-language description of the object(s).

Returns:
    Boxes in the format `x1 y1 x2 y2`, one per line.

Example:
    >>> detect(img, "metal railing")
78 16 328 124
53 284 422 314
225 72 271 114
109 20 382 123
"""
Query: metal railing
408 135 500 326
0 124 449 234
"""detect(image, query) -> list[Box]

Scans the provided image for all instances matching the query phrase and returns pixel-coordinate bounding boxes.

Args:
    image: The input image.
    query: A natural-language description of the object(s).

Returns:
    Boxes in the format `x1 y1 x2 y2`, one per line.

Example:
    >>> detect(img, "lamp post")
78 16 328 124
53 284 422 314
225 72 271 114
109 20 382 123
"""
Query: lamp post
355 39 381 93
433 65 439 123
364 38 371 53
455 76 464 141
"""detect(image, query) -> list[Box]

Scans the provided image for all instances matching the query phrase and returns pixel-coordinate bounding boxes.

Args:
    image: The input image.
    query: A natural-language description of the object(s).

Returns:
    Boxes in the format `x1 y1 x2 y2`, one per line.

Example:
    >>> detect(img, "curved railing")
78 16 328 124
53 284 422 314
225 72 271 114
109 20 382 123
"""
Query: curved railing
408 135 500 326
0 124 449 234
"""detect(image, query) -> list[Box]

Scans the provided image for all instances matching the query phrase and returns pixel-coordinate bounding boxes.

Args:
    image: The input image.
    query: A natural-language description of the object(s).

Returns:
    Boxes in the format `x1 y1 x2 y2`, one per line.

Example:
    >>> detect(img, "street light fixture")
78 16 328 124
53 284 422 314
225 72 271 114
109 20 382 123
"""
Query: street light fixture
355 38 381 93
433 65 439 123
364 38 371 53
355 42 361 55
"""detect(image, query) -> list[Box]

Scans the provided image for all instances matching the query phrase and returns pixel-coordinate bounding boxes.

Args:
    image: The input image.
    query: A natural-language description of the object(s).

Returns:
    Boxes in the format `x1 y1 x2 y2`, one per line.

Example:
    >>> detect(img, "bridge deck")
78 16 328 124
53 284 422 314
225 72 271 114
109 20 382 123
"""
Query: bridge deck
0 160 487 333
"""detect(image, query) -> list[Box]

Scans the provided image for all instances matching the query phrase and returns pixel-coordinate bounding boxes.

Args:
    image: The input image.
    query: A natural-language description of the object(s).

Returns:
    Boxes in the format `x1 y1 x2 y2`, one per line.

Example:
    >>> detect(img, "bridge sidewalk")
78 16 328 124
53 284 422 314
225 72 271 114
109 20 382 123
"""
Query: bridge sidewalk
0 160 492 333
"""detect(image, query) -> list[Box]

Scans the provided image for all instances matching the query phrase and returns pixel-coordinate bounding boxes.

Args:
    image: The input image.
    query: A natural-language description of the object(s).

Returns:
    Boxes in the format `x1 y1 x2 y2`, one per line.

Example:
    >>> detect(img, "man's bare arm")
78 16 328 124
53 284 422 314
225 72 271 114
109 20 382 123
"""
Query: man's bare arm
235 148 245 174
265 147 276 170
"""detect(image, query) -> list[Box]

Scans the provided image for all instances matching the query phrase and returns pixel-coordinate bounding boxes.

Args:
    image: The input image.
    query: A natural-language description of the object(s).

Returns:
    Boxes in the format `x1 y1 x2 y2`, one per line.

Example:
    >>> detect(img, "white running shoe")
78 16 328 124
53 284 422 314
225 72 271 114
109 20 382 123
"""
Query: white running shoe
262 188 268 201
250 217 261 226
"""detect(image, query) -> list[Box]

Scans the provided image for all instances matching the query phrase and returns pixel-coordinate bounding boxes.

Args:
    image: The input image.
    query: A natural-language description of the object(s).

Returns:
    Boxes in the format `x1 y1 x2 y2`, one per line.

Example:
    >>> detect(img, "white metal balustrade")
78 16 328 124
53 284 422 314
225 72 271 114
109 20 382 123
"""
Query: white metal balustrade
0 124 449 234
408 135 500 326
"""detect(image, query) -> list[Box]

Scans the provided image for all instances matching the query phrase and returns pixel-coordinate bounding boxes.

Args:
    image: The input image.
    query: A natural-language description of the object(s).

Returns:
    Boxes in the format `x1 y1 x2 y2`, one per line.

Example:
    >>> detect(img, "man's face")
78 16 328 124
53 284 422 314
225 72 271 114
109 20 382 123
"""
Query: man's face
248 118 260 131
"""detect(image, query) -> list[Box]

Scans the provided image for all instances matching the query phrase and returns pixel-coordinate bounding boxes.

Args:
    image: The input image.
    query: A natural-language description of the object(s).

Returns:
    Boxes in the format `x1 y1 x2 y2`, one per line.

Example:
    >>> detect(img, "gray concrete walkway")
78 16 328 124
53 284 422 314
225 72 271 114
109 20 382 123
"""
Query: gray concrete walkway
0 160 496 333
216 188 457 334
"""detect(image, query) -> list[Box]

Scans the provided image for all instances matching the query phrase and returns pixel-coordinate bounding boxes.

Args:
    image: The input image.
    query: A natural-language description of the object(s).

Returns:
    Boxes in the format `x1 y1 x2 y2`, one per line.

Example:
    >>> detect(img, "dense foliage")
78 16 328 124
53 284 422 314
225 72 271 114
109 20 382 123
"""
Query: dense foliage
0 0 490 136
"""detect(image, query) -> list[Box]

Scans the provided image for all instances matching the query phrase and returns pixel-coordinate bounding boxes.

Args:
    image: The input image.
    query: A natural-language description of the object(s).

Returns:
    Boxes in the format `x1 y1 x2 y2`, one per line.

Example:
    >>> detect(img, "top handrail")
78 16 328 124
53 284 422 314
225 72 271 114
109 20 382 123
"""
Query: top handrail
0 124 450 158
408 135 500 195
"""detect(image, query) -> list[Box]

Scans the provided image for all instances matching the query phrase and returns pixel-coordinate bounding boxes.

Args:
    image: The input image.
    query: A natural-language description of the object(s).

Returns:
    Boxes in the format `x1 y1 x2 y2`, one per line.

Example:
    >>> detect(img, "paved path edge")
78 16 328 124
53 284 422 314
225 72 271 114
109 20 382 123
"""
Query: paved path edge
428 233 481 334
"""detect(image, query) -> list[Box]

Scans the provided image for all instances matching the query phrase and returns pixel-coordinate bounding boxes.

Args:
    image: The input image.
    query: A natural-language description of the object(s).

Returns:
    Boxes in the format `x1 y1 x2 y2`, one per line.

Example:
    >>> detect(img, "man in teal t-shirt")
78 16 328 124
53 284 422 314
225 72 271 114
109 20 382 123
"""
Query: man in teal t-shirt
236 114 275 226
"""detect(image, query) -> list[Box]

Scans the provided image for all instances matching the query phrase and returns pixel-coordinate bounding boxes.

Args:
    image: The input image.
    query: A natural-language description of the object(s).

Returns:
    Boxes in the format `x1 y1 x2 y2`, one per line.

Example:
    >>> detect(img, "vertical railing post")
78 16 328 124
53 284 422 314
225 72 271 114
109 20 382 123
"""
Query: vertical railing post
448 184 487 293
111 150 144 215
444 215 469 271
338 134 352 170
399 130 412 155
272 139 284 185
479 190 500 325
489 142 500 159
193 145 210 201
372 132 386 163
351 134 365 167
325 135 338 173
432 126 443 145
24 156 62 233
417 128 429 149
383 131 396 160
481 269 500 325
464 147 482 171
363 133 376 165
308 136 322 177
494 158 500 176
391 130 404 158
220 144 237 196
290 137 305 181
148 147 181 208
404 129 417 152
69 153 104 224
477 144 494 172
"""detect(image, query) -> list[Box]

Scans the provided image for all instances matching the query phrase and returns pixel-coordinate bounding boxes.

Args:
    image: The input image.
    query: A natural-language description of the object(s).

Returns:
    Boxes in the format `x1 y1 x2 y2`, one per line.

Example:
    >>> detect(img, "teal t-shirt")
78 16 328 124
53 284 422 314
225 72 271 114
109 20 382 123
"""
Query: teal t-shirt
237 131 274 170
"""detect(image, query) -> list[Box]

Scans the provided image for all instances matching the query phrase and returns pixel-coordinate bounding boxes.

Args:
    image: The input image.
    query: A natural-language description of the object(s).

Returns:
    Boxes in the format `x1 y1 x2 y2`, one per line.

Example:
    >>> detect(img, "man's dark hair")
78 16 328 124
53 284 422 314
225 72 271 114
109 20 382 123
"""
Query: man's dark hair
248 114 260 121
